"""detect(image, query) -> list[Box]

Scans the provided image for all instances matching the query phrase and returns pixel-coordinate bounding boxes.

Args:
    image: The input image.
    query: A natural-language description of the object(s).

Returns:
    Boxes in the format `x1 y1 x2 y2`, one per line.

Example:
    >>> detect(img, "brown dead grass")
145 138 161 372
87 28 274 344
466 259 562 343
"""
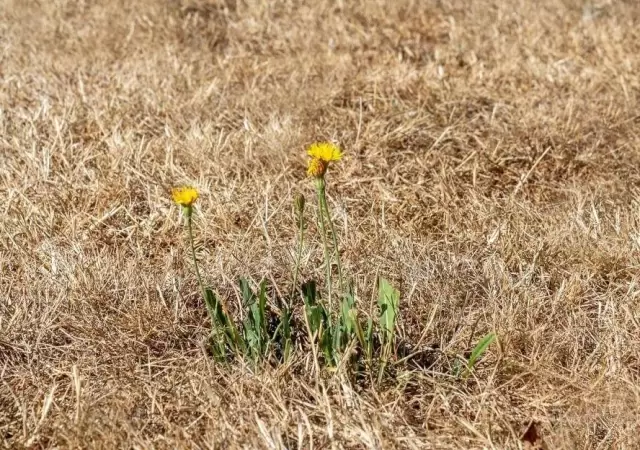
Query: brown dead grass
2 0 640 448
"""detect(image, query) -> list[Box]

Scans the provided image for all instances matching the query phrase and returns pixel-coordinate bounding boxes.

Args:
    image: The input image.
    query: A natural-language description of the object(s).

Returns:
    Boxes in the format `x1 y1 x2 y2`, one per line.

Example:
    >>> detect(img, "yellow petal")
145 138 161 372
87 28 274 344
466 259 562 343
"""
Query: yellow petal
171 186 199 206
307 142 342 162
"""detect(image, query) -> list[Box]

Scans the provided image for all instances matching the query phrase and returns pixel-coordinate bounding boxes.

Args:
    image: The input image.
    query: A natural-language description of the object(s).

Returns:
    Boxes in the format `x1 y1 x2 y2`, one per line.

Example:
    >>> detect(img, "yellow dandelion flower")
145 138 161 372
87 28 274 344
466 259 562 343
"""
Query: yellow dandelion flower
307 158 328 178
307 142 342 163
306 142 342 178
172 186 199 207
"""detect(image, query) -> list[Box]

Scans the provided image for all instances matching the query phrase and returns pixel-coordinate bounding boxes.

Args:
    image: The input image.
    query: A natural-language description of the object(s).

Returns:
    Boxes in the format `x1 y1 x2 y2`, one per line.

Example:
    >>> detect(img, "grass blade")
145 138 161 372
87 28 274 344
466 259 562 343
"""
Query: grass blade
378 278 399 356
464 332 496 378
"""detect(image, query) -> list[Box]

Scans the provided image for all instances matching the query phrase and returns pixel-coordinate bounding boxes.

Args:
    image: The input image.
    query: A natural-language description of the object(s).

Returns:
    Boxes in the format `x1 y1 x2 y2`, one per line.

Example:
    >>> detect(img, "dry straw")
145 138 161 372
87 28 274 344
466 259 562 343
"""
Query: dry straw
3 0 639 447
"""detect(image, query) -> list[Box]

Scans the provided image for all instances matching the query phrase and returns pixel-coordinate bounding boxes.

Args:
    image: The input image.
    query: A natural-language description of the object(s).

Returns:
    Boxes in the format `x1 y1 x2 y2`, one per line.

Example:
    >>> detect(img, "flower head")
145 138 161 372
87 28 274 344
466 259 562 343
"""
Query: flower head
306 142 342 178
307 158 328 178
307 142 342 163
172 186 199 207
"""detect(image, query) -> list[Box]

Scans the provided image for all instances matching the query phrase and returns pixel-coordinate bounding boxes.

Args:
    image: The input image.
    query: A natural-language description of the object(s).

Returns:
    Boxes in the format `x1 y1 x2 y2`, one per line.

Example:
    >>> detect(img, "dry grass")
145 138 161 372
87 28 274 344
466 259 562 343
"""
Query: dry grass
1 0 640 448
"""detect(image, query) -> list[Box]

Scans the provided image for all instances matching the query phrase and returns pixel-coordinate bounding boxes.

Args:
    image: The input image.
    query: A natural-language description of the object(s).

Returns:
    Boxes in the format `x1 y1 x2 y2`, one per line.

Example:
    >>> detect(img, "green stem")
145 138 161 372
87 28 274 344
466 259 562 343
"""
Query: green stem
186 207 207 305
319 182 343 291
291 209 305 303
315 178 333 313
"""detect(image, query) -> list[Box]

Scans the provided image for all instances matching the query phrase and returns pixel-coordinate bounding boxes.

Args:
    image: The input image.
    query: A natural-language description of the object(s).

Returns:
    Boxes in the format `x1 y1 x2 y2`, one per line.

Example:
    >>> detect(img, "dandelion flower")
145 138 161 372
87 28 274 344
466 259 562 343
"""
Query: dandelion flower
307 142 342 163
307 158 328 178
172 186 199 207
306 142 342 178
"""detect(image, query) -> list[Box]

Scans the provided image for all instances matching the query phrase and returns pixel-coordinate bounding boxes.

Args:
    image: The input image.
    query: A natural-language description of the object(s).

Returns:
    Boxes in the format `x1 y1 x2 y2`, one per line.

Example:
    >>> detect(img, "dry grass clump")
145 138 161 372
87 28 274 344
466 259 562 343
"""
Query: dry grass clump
2 0 640 448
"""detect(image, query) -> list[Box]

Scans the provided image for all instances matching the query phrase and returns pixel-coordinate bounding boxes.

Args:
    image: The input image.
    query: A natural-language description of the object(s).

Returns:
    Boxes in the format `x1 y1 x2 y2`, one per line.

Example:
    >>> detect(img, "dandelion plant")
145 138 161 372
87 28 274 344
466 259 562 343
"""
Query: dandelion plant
306 142 344 311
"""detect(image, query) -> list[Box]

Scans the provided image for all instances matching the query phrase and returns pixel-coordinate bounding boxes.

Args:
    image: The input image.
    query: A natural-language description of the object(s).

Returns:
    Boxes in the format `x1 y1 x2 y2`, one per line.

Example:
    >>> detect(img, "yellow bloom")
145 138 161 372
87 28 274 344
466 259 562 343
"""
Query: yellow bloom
307 142 342 163
307 158 328 178
172 186 199 207
306 142 342 178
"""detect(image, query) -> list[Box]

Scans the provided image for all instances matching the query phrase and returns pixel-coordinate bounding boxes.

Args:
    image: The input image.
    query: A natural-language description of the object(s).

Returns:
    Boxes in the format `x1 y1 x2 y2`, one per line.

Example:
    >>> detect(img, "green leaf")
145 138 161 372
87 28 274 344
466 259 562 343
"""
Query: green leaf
240 279 270 360
204 287 222 325
302 280 317 306
243 319 260 358
240 278 254 306
466 332 496 375
306 304 326 335
340 293 356 337
258 280 268 337
319 323 334 363
331 293 358 356
378 278 399 347
302 281 335 363
204 287 244 358
303 281 321 334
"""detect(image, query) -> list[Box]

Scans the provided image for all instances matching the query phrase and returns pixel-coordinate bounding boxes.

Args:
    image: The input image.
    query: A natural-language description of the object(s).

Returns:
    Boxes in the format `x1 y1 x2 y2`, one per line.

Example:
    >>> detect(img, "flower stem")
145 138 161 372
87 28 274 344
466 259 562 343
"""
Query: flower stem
291 207 305 303
185 207 207 305
315 178 333 312
319 182 343 291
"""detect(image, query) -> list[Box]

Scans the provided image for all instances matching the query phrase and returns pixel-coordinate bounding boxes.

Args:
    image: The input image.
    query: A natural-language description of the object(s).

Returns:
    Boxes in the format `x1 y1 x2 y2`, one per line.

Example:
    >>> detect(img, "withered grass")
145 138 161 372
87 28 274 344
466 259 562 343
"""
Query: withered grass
1 0 640 448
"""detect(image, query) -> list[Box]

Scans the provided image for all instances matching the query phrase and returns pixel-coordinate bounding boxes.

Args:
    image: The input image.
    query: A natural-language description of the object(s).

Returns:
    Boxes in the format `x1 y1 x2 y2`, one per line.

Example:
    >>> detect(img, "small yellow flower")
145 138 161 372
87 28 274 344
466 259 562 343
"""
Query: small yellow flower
307 158 328 178
307 142 342 163
306 142 342 178
172 186 199 207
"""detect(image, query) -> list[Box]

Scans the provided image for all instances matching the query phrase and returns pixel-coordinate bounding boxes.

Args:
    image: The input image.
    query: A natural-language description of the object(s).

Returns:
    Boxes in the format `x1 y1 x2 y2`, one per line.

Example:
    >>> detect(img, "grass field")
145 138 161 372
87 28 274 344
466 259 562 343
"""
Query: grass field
2 0 640 448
